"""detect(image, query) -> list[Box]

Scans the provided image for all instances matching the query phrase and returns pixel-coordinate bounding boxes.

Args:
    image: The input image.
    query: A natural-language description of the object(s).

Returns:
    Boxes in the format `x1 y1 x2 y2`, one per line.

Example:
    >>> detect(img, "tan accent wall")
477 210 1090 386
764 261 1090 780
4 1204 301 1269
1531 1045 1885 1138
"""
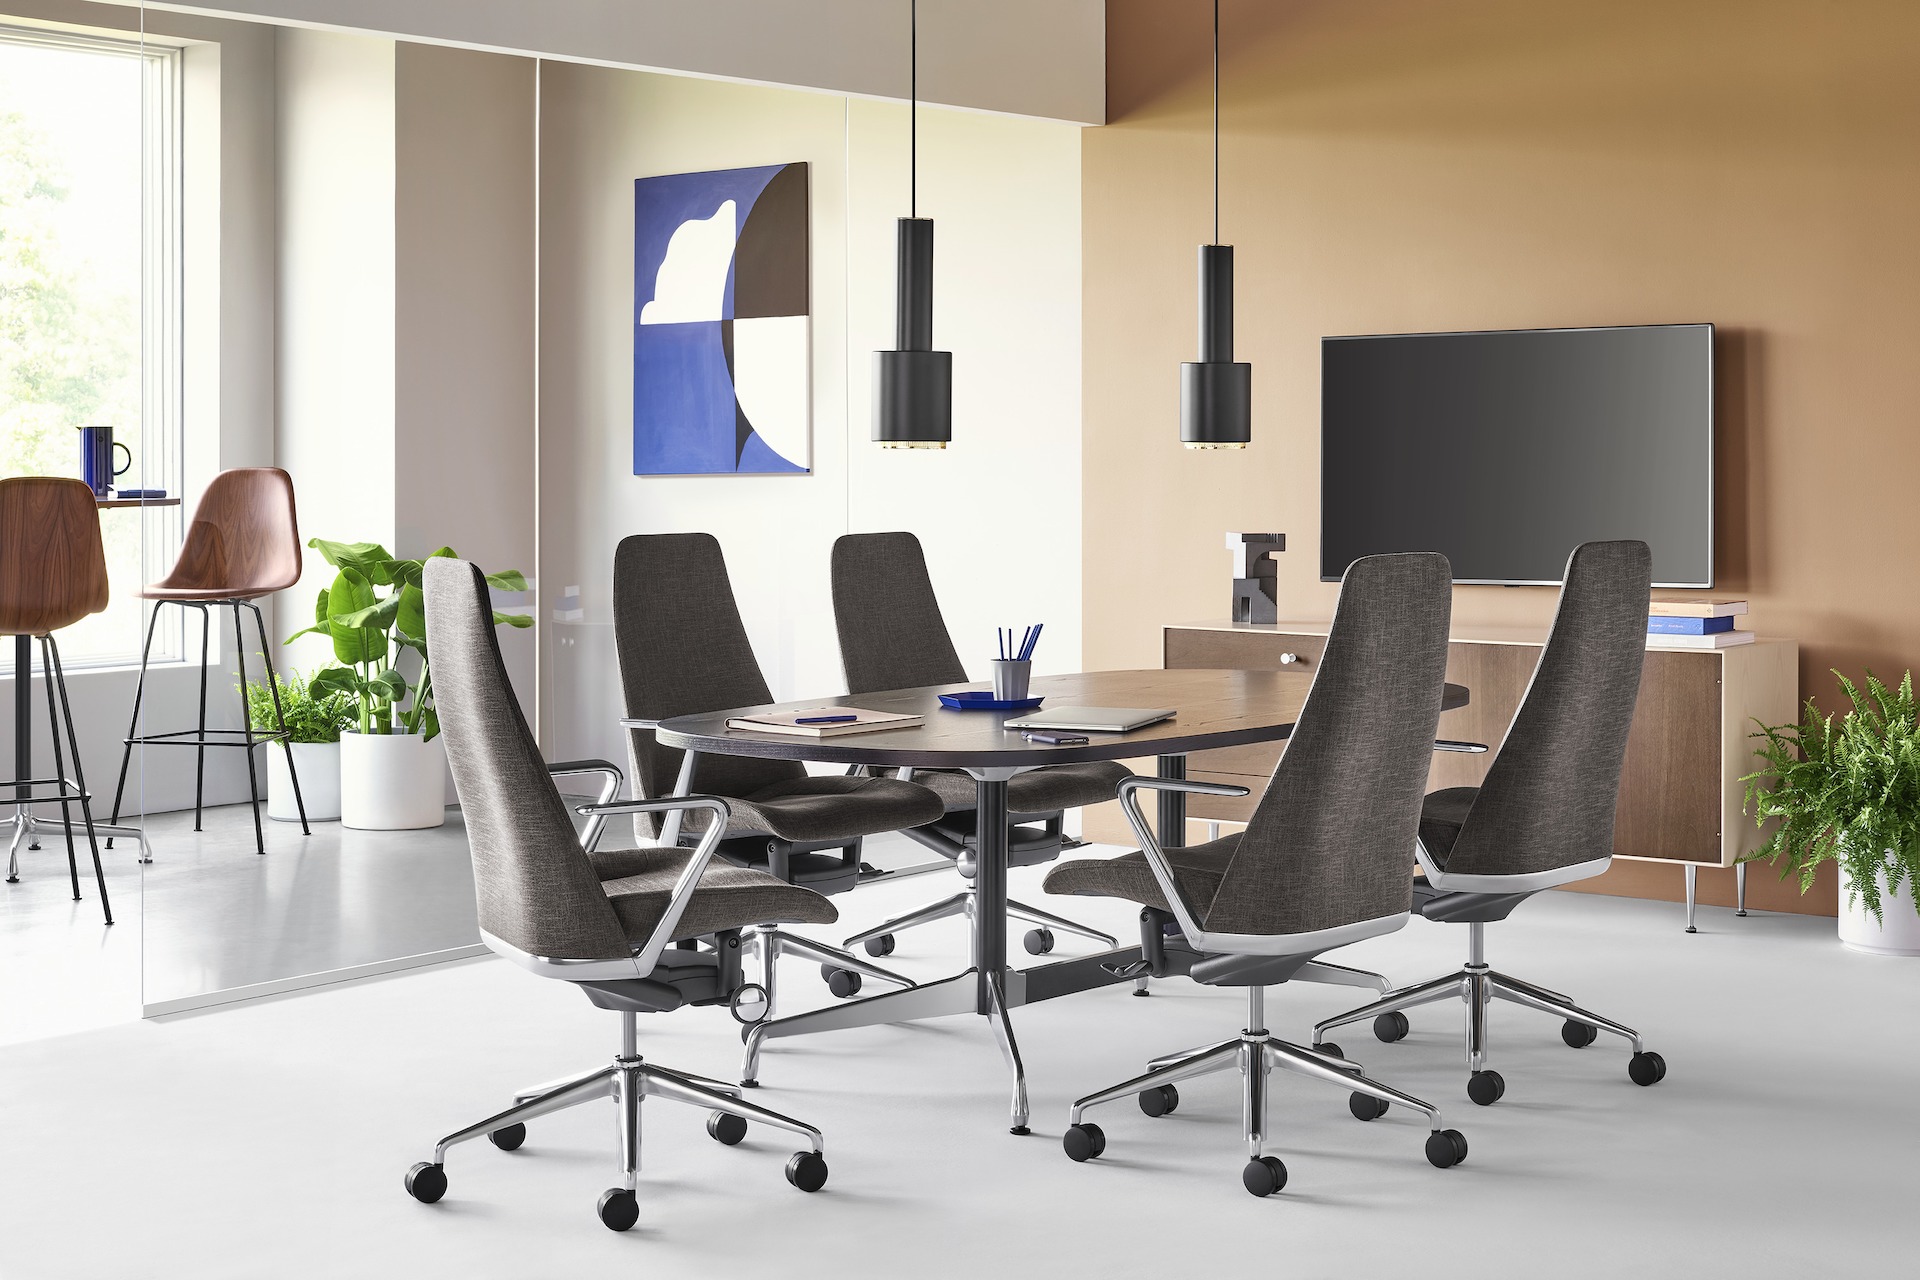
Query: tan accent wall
1082 0 1920 913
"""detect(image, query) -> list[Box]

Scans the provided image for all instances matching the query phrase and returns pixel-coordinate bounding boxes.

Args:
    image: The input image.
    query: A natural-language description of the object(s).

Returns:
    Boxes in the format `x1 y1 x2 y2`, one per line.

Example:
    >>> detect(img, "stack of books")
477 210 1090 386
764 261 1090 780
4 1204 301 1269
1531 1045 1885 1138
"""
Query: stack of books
1647 598 1753 648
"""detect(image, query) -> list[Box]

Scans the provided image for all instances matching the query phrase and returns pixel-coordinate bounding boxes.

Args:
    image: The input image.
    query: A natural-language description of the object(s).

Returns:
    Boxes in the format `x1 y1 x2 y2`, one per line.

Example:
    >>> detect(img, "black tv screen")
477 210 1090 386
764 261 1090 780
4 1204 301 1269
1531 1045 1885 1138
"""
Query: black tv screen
1321 324 1714 587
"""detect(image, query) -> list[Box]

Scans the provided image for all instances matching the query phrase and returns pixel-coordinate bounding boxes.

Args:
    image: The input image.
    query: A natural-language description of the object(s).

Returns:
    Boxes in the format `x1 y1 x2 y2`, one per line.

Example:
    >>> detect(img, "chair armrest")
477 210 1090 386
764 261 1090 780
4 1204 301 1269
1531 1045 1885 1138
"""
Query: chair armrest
1434 740 1488 754
1112 776 1251 947
576 794 732 973
552 760 624 851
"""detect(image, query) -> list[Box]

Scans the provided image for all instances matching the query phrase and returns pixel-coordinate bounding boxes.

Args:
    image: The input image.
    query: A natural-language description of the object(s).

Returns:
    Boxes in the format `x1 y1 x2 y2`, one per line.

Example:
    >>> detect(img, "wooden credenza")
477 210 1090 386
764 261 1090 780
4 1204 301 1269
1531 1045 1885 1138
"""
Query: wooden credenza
1163 621 1798 873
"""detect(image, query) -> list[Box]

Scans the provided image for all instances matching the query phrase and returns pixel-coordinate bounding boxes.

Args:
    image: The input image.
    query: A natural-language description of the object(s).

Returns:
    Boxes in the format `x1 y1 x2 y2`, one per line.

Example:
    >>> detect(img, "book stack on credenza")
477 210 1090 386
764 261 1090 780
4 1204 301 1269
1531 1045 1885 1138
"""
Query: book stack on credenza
1646 598 1754 648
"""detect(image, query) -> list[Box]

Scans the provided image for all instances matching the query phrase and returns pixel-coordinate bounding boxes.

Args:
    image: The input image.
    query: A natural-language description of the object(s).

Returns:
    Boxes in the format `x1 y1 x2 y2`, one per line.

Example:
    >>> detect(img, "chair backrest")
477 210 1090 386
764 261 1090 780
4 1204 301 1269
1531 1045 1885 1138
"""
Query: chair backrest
0 477 109 636
425 557 632 962
830 532 968 693
1442 540 1653 878
152 467 301 597
612 534 805 820
1204 552 1453 937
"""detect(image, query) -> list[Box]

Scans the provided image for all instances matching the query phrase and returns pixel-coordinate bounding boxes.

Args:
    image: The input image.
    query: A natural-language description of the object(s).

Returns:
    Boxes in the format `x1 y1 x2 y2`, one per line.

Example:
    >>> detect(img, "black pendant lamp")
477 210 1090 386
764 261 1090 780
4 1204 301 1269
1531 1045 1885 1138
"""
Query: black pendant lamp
874 0 952 449
1181 0 1251 450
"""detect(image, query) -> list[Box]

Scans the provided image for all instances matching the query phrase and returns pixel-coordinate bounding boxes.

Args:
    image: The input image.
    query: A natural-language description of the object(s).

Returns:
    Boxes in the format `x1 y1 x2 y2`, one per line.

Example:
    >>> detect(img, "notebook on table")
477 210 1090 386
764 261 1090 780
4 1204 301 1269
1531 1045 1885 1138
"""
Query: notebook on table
1002 707 1176 733
725 708 924 737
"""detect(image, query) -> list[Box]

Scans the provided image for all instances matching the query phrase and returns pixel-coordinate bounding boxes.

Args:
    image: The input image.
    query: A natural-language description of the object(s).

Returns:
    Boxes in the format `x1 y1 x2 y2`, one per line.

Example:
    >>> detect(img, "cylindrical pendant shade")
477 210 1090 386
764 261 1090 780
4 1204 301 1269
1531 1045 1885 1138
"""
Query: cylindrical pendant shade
874 216 951 448
1181 243 1250 448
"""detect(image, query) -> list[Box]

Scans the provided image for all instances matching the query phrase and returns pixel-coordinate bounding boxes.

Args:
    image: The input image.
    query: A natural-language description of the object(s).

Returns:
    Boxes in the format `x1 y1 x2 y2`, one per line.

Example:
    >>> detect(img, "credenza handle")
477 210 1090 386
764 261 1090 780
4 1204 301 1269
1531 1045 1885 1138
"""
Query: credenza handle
1279 652 1302 665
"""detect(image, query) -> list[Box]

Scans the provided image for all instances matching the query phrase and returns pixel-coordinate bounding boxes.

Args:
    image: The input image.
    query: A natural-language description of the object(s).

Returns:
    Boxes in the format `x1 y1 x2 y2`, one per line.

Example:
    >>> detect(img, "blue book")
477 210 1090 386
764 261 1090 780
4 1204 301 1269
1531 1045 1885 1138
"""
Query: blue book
1648 616 1734 635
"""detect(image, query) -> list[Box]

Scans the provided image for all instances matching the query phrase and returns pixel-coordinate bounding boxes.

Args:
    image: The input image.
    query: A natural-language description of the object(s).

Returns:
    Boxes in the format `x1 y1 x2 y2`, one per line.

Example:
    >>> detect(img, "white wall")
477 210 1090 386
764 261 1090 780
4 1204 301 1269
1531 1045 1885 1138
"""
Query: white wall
536 61 1083 768
131 0 1106 124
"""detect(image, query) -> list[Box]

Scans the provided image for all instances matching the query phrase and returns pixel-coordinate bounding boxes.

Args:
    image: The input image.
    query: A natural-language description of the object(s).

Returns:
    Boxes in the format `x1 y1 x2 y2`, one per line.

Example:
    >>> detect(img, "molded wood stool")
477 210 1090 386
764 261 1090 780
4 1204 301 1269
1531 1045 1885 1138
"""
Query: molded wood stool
107 468 310 855
0 477 119 924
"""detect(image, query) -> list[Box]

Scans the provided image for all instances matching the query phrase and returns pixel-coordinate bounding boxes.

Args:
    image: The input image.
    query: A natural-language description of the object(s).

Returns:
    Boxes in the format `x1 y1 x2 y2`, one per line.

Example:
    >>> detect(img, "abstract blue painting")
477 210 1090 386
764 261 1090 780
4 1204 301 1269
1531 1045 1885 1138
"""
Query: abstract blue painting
633 163 810 475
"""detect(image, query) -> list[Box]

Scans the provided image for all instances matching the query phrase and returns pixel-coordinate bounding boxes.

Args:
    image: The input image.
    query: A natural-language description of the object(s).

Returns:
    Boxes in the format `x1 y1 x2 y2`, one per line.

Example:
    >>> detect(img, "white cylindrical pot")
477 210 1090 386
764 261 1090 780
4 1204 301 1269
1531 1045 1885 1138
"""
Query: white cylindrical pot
268 741 342 822
1839 863 1920 956
340 731 448 830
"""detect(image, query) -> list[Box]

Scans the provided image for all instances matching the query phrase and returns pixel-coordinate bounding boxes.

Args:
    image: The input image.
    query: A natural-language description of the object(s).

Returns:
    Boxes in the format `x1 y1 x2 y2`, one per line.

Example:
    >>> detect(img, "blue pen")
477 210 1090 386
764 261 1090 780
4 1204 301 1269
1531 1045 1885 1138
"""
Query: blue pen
795 714 858 725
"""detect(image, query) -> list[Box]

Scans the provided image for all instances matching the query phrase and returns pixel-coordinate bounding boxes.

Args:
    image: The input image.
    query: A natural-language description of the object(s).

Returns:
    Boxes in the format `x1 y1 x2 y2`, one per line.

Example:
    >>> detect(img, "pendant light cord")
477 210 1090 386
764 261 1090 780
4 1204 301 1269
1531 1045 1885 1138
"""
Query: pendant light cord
1212 0 1220 246
911 0 918 219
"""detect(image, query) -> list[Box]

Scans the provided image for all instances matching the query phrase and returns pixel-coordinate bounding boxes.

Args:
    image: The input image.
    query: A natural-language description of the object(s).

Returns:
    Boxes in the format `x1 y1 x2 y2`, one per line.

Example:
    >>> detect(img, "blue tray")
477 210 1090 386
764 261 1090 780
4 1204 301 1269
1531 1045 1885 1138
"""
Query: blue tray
937 691 1044 712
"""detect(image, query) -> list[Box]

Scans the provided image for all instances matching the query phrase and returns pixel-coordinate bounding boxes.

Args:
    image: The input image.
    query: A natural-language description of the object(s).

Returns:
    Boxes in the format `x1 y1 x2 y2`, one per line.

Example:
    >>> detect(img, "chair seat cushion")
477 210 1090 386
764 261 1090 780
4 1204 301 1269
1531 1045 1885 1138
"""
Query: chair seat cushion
1419 787 1479 866
724 774 944 843
914 761 1133 816
1042 833 1241 917
590 846 838 941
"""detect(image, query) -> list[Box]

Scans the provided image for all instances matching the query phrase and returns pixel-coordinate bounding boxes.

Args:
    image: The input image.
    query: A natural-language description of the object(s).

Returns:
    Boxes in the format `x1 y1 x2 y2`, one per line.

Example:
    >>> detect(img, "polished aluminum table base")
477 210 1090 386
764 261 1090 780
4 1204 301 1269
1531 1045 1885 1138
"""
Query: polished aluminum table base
1067 987 1461 1176
1313 922 1645 1077
745 923 915 1018
423 1010 824 1200
843 888 1118 954
5 807 150 876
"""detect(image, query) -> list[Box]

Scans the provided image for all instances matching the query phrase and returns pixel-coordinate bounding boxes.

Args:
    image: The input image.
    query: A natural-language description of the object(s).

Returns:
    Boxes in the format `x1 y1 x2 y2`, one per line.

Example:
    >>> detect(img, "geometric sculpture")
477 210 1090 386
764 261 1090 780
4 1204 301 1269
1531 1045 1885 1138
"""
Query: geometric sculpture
1227 532 1284 624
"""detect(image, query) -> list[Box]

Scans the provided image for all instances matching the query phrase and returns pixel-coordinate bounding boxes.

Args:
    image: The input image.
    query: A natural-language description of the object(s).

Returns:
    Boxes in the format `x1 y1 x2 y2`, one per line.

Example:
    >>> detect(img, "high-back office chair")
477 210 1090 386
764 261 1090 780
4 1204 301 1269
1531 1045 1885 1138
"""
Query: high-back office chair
1312 540 1666 1106
1043 553 1469 1196
830 531 1126 959
405 558 836 1232
612 533 945 1013
106 467 309 856
0 477 115 923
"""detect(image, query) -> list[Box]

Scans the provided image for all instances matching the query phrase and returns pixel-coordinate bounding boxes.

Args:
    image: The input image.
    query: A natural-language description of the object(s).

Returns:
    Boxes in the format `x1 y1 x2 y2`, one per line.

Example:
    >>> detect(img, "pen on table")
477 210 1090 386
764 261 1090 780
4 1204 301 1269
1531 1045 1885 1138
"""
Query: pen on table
1020 624 1042 662
794 714 859 725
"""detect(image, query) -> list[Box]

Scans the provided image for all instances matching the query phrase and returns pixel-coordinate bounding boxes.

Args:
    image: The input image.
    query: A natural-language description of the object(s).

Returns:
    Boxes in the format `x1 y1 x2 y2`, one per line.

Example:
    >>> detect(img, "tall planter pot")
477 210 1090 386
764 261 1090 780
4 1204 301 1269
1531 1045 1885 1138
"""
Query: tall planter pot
268 741 341 822
1839 863 1920 957
340 730 447 831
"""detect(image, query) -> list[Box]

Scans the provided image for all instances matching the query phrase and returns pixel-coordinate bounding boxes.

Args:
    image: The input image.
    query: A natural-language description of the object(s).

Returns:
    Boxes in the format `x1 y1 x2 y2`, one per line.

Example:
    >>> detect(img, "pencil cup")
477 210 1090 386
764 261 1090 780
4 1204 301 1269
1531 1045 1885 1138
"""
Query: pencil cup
991 660 1031 701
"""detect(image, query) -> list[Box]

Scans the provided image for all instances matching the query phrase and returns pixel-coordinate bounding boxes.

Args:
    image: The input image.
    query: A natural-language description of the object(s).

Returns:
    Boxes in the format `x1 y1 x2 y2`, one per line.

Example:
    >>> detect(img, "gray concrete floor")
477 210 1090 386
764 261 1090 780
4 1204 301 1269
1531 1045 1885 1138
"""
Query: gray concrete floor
0 862 1907 1277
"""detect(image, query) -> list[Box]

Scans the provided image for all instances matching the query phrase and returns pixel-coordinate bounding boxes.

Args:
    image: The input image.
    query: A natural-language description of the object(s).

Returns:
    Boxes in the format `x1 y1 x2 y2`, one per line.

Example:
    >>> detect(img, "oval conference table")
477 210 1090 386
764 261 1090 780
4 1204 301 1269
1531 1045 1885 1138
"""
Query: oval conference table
652 667 1470 1134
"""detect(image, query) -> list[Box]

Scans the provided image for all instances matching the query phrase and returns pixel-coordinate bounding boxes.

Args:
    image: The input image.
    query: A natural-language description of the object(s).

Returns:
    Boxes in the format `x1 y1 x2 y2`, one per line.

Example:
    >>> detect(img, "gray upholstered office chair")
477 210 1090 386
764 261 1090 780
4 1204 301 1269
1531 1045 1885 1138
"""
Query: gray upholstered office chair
406 559 834 1232
612 533 945 1015
1043 552 1469 1196
830 531 1126 959
1312 540 1665 1106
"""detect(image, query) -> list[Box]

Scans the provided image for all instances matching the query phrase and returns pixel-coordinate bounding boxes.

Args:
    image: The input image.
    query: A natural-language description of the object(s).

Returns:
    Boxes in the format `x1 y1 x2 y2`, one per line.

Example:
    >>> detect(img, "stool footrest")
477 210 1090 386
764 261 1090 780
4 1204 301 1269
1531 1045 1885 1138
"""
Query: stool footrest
4 778 92 806
122 727 290 747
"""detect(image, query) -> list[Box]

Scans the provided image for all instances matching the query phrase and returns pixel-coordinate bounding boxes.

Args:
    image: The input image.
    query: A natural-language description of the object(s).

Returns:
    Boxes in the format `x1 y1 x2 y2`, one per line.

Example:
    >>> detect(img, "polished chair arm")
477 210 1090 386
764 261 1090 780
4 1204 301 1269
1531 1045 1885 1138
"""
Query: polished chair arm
550 759 624 851
1114 776 1252 951
573 794 733 974
1433 740 1488 754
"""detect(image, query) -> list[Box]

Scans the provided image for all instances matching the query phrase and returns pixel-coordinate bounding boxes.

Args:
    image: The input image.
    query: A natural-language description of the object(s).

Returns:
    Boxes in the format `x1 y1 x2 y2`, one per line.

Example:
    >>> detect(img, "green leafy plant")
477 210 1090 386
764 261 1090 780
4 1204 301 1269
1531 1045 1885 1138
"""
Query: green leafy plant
242 667 354 744
288 539 532 739
1743 670 1920 924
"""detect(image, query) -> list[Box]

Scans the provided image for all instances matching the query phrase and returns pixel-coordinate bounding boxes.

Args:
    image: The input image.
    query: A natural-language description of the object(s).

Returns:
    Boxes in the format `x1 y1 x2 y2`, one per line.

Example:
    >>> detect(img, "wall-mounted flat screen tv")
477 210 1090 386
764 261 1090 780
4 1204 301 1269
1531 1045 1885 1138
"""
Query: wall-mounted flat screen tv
1321 323 1714 587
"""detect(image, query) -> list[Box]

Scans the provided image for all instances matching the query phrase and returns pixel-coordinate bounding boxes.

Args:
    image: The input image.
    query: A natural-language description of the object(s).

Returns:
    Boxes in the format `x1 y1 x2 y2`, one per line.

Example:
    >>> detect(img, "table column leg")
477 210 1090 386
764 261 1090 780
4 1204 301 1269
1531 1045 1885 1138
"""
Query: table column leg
972 776 1010 1014
1156 754 1187 847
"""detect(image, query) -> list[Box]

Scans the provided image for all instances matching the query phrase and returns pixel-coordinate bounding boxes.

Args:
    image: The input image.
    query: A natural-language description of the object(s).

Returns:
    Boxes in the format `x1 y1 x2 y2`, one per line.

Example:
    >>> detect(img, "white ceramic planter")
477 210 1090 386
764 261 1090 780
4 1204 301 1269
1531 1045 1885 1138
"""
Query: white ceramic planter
268 741 342 822
340 731 448 830
1839 863 1920 956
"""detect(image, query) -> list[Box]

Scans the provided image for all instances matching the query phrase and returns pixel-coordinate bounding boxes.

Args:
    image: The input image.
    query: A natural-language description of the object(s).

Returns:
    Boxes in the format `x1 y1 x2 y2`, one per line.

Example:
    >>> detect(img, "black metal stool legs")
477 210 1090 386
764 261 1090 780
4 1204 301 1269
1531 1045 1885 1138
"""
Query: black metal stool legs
106 599 164 847
40 637 82 902
231 602 267 854
193 602 210 831
246 602 308 836
46 636 111 924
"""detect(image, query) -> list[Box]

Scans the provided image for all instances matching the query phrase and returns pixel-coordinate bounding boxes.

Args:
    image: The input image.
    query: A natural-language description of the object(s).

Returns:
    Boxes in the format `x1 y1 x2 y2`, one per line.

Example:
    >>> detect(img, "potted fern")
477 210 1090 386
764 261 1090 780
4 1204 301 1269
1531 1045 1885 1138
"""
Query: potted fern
290 539 531 830
1744 670 1920 956
244 668 354 822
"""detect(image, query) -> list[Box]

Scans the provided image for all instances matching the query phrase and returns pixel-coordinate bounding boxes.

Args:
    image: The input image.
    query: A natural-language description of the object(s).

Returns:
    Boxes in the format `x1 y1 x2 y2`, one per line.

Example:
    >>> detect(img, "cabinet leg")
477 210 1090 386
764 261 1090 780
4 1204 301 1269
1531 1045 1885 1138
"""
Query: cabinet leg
1735 862 1748 917
1684 865 1698 934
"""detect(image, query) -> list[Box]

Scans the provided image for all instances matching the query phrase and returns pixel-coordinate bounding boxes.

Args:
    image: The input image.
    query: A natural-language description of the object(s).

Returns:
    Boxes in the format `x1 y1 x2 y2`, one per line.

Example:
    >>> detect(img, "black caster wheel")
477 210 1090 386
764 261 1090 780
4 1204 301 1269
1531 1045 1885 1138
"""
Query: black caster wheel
488 1123 526 1152
1137 1085 1180 1117
823 967 863 999
1425 1128 1469 1169
597 1187 639 1232
707 1111 748 1146
1561 1019 1599 1049
1468 1069 1506 1106
785 1151 829 1192
1022 928 1056 956
1062 1123 1106 1162
1374 1011 1411 1043
863 933 896 958
1242 1155 1288 1197
728 982 770 1025
404 1161 447 1204
1349 1093 1390 1121
1628 1050 1668 1086
1314 1041 1344 1059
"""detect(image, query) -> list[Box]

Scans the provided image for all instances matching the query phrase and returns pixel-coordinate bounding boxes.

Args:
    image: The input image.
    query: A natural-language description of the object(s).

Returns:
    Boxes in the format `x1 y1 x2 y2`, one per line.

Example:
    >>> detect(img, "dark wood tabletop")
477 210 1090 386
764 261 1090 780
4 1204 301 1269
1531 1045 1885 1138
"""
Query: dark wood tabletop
653 668 1470 770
